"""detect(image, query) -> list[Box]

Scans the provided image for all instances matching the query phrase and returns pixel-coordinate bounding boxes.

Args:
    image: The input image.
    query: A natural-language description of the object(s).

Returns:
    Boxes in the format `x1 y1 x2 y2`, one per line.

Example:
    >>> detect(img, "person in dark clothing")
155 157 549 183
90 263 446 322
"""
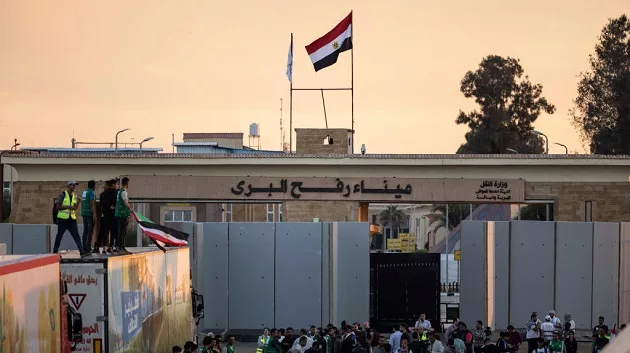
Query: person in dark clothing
457 322 473 353
282 327 296 353
592 317 608 338
408 333 426 353
564 331 577 353
96 179 118 253
341 326 354 353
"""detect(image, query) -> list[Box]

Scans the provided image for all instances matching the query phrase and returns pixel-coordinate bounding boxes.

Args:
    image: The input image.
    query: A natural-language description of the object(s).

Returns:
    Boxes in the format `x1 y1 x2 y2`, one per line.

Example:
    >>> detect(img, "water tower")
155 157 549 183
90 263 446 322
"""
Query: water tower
248 123 261 150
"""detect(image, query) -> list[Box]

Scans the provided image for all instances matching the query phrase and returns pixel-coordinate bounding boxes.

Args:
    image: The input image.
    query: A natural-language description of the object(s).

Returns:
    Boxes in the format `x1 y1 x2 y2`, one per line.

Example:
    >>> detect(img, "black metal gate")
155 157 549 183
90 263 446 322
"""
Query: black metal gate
370 252 440 333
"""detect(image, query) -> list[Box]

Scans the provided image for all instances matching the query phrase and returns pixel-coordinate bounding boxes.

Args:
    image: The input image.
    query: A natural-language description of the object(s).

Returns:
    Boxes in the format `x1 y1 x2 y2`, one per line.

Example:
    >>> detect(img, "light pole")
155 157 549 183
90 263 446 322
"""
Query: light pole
554 142 568 154
139 137 154 151
533 130 549 154
115 128 130 152
10 139 20 150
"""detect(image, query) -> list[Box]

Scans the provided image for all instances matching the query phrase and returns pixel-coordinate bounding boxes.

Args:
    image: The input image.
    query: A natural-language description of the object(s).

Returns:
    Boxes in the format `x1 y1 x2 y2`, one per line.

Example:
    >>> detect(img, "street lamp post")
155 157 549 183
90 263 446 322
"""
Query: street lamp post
139 137 154 151
533 130 549 154
10 139 20 150
115 128 130 152
554 142 568 154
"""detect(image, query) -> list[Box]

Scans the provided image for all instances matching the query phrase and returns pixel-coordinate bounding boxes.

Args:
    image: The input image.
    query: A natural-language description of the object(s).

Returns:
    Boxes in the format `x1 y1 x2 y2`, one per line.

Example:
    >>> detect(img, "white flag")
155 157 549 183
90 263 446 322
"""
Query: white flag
286 33 293 82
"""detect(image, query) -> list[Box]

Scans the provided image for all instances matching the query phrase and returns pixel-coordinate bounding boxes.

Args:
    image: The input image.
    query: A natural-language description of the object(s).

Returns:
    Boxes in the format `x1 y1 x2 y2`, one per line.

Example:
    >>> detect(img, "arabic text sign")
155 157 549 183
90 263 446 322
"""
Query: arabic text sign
121 291 141 344
129 176 525 202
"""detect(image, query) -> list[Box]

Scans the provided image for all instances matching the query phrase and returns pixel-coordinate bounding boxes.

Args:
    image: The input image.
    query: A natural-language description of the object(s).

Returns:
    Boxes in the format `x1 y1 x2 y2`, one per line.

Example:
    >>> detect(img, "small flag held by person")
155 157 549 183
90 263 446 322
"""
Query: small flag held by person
132 211 188 251
305 12 352 72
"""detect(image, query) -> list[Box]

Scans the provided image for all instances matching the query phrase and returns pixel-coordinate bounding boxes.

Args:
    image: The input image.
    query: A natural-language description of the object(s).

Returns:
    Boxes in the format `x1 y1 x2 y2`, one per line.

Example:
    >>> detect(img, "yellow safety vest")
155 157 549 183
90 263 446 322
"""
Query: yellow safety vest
57 191 77 220
420 333 428 342
256 336 269 353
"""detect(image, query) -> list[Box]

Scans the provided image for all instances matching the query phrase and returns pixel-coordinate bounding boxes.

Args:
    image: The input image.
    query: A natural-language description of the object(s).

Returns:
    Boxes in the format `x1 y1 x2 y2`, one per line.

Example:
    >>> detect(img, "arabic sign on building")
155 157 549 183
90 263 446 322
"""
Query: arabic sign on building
129 176 525 203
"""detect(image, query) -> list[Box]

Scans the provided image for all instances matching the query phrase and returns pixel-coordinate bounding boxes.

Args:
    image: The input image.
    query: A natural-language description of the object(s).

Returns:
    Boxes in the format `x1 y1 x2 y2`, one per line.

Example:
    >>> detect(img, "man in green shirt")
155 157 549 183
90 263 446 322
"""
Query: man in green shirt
226 335 236 353
80 180 96 253
114 177 132 254
265 329 282 353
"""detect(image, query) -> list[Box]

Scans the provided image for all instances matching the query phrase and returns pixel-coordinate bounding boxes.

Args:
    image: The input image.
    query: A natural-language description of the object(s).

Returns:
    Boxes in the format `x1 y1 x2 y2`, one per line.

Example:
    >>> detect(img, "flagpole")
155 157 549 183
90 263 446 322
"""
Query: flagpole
289 33 294 153
350 10 355 154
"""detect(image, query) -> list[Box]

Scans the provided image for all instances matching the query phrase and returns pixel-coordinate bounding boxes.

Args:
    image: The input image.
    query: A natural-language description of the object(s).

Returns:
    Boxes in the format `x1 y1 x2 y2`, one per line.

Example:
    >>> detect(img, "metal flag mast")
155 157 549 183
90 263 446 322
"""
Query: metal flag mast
288 10 354 154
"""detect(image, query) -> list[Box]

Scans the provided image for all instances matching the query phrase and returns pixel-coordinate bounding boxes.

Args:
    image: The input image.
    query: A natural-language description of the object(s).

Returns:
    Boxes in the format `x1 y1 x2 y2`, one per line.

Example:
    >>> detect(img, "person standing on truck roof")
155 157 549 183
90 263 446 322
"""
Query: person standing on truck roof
52 180 90 257
80 180 96 254
96 179 118 254
114 177 132 254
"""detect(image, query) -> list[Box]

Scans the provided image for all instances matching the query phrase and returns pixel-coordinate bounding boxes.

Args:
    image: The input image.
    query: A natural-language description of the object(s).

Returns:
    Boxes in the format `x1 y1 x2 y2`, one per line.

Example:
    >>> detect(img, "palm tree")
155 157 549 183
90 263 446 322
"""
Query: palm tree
379 205 407 230
427 204 471 231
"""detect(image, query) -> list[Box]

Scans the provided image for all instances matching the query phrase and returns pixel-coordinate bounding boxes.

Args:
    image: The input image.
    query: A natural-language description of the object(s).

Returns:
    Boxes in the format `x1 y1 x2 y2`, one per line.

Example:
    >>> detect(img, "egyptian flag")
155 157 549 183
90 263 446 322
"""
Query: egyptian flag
132 211 188 251
305 12 352 72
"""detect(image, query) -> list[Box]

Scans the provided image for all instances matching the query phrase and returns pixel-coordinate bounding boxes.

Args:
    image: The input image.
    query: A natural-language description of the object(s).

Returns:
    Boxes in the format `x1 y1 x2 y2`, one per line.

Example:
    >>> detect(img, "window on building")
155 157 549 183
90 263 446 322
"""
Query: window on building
224 203 233 222
516 202 554 221
585 201 593 222
266 204 274 222
278 203 283 222
164 209 193 223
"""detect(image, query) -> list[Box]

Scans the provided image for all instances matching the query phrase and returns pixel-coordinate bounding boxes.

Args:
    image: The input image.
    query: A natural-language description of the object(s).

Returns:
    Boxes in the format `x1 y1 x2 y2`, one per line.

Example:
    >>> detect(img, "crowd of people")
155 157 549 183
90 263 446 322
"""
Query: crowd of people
168 312 627 353
51 177 133 257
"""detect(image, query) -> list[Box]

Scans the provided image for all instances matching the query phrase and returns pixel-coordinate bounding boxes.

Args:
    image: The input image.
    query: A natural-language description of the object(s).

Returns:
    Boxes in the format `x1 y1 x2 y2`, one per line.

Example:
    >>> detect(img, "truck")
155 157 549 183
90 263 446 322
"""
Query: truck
60 247 199 353
0 253 83 353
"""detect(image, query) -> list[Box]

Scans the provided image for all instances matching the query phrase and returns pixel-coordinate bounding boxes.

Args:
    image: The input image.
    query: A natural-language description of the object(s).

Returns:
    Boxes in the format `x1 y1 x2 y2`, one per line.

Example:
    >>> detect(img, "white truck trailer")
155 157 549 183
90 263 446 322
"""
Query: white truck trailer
0 253 82 353
60 247 197 353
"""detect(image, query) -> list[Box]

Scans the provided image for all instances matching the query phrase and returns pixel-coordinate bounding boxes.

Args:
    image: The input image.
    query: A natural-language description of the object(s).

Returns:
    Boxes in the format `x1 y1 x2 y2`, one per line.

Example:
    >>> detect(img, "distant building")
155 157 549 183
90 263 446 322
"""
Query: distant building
20 147 162 154
173 132 283 155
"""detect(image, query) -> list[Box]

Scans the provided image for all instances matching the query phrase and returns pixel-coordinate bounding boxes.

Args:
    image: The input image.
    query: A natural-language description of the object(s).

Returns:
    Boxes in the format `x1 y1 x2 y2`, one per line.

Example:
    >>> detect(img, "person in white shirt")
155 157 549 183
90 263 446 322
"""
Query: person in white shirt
526 312 542 353
292 336 309 353
541 316 555 342
413 313 432 332
548 310 562 329
427 333 444 353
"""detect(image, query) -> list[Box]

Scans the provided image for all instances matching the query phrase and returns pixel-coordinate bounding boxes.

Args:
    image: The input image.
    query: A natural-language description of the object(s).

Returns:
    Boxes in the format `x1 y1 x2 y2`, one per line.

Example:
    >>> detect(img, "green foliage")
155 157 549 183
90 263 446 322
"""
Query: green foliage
378 206 407 229
427 204 471 231
455 55 555 154
571 15 630 154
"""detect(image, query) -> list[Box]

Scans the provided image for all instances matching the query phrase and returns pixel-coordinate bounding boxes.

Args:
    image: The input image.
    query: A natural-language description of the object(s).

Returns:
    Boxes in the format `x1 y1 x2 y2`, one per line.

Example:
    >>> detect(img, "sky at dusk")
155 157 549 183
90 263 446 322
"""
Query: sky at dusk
0 0 628 154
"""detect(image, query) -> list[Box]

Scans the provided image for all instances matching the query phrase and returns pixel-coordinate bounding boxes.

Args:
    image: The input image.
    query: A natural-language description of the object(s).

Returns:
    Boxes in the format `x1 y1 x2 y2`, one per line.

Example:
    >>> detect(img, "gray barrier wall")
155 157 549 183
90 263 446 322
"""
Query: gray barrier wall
0 220 370 332
191 221 369 333
460 221 630 329
0 223 55 254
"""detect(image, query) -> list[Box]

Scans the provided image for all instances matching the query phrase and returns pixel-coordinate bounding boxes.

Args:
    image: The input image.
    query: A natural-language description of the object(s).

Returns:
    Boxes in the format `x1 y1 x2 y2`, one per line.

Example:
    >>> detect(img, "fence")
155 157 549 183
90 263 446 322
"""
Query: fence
168 221 370 334
459 221 630 330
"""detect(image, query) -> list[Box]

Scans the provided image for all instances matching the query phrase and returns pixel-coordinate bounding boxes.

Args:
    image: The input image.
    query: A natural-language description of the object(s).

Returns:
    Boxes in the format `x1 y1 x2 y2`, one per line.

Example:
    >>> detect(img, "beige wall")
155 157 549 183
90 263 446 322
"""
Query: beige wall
295 128 352 154
4 158 630 183
10 180 630 224
4 154 630 224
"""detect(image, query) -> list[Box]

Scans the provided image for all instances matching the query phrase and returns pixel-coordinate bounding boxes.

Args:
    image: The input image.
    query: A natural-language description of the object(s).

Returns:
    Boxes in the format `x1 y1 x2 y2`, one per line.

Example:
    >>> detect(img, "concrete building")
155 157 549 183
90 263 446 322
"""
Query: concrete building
2 128 630 248
173 132 283 155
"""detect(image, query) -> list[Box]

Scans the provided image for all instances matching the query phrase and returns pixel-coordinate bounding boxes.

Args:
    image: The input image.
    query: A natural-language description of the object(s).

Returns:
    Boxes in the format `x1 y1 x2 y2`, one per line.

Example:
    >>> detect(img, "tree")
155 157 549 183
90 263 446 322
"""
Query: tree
427 204 471 231
455 55 556 154
378 206 407 229
571 15 630 154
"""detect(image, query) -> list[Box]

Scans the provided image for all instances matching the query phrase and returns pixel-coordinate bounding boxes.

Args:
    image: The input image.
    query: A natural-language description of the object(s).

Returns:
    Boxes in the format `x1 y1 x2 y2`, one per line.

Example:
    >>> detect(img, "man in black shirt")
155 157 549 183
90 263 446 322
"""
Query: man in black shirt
592 317 609 337
281 327 296 353
95 179 118 253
